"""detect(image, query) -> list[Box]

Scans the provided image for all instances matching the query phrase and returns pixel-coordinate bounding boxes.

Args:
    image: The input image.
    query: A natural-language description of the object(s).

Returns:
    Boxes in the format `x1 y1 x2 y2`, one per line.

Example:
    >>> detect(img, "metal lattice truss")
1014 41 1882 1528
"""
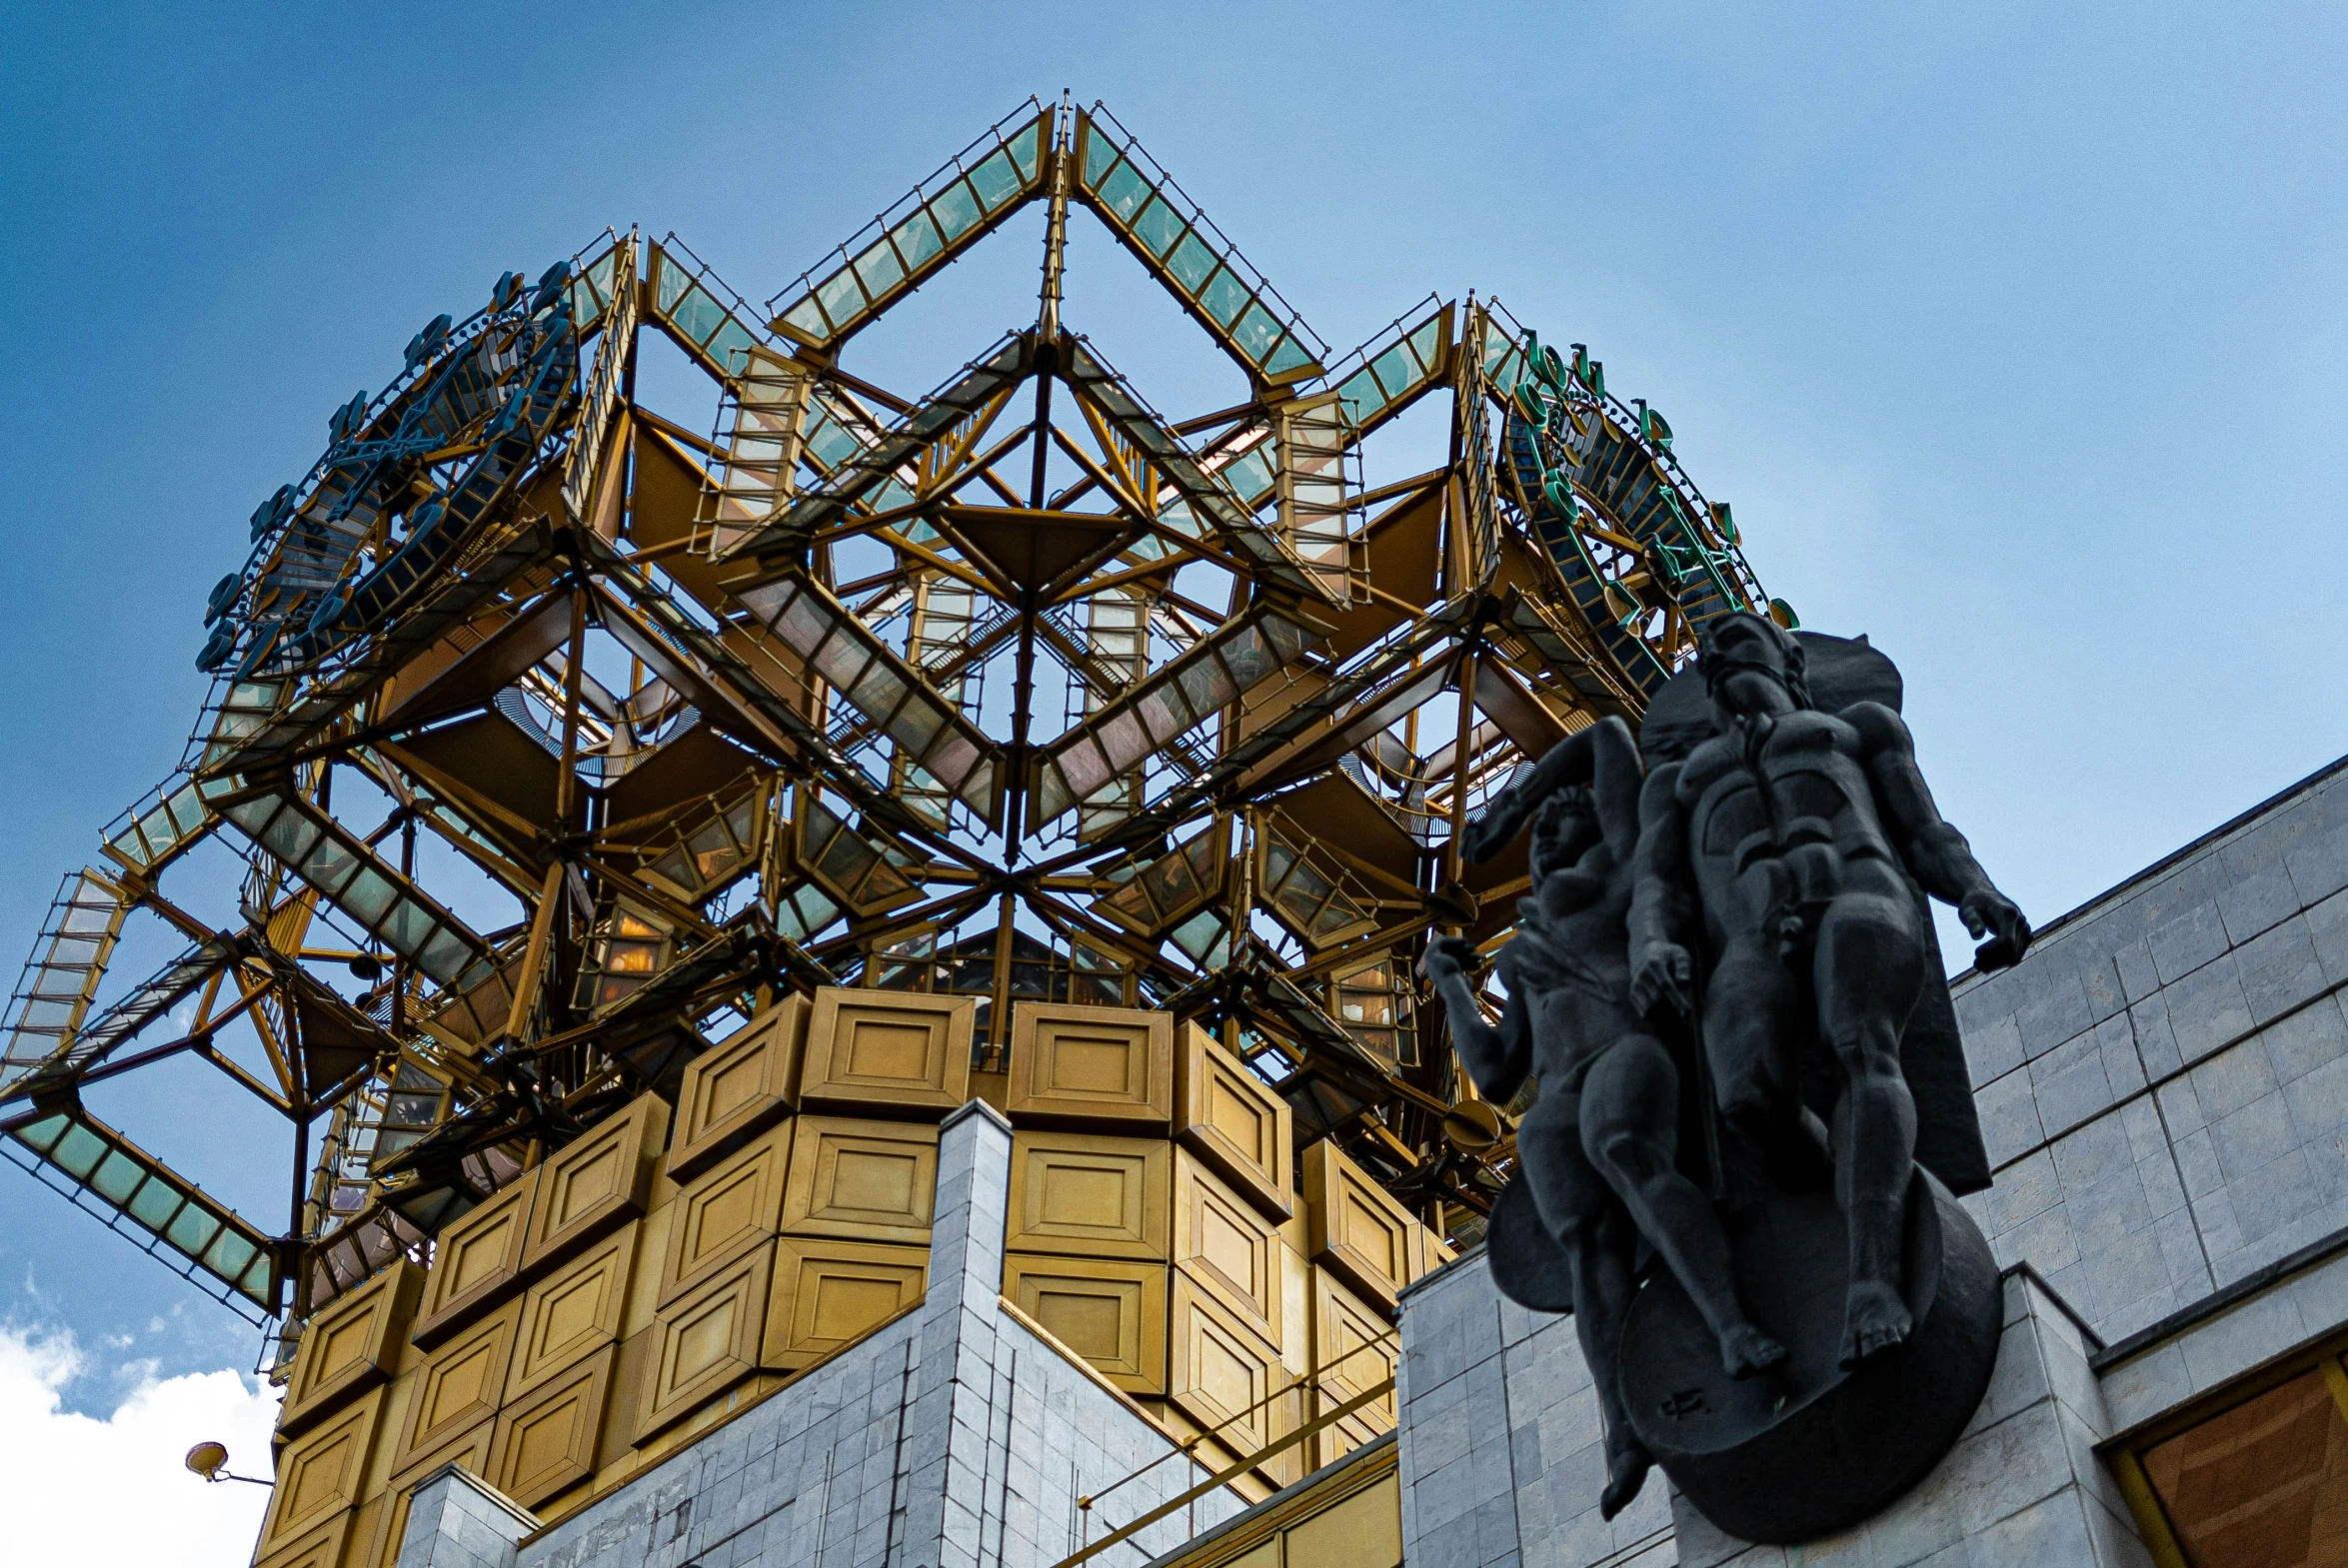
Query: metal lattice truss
0 98 1785 1342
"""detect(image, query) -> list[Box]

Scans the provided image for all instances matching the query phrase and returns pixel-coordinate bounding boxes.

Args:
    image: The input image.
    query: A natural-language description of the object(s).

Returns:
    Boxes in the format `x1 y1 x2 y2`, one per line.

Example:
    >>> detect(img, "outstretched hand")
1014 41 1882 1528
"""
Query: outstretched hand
1630 942 1694 1017
1960 888 2032 970
1460 790 1528 865
1418 933 1482 986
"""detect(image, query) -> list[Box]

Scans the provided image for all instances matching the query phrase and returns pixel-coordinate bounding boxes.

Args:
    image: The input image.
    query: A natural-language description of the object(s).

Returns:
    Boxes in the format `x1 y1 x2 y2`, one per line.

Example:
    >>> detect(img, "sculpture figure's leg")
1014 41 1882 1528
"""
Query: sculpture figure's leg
1699 937 1800 1205
1581 1033 1784 1379
1813 889 1925 1366
1515 1086 1651 1518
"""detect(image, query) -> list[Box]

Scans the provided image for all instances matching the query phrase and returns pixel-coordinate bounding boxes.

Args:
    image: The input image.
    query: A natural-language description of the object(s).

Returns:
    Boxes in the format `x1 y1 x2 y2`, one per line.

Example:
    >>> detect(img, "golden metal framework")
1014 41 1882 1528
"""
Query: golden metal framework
0 97 1784 1350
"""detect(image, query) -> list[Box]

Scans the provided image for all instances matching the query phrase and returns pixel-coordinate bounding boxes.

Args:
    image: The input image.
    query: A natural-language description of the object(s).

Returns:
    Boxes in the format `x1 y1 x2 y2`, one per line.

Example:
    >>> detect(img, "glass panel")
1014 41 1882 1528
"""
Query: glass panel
656 255 689 315
1083 127 1119 188
1175 656 1235 719
968 148 1020 210
1198 268 1249 328
49 1122 105 1176
379 901 437 958
816 268 863 328
1097 709 1150 774
1169 233 1217 292
893 210 946 270
672 284 727 348
204 1229 259 1281
89 1149 144 1203
258 808 323 866
1054 739 1114 801
2141 1367 2348 1567
1008 122 1043 183
852 238 906 300
13 1114 67 1155
709 318 757 374
1233 302 1282 360
1136 683 1194 745
167 1203 223 1257
300 834 359 894
931 181 983 242
129 1176 182 1228
782 297 828 338
1132 196 1185 259
1097 159 1151 224
338 868 399 925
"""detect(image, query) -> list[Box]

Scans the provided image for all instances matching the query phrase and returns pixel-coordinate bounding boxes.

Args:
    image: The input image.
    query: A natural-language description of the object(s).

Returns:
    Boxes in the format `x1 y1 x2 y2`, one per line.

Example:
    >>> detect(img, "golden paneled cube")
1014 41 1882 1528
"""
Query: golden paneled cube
1007 1131 1171 1260
508 1223 637 1400
1309 1266 1398 1424
1170 1272 1287 1456
1301 1138 1421 1311
393 1300 517 1469
260 1386 384 1547
779 1116 939 1243
1005 1001 1174 1130
255 1509 359 1568
1174 1023 1292 1220
761 1236 928 1370
522 1091 667 1272
798 986 975 1118
413 1170 537 1348
659 1122 791 1307
490 1342 616 1510
281 1259 420 1435
637 1244 772 1441
1005 1256 1168 1395
668 995 807 1180
1174 1152 1282 1346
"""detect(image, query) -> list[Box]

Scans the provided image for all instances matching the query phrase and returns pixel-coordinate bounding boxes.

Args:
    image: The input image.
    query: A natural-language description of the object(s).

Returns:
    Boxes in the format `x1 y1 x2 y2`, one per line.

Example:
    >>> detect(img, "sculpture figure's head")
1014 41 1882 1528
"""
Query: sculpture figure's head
1698 612 1809 719
1527 785 1600 883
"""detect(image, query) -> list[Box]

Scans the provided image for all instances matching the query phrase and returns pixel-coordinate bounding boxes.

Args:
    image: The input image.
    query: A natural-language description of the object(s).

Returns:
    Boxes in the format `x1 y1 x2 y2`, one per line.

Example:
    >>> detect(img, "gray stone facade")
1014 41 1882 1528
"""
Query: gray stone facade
400 1102 1243 1568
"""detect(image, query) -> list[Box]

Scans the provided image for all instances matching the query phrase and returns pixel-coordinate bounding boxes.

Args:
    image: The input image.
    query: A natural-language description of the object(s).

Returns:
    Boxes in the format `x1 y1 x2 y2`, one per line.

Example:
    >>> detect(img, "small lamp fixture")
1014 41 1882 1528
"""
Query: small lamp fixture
185 1441 272 1486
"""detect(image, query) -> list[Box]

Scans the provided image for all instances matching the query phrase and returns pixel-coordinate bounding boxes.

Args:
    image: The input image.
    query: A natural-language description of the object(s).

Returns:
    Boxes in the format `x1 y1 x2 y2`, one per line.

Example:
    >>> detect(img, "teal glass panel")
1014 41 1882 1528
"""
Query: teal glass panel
1132 196 1184 259
932 182 983 242
1097 160 1151 224
1232 302 1281 361
781 297 828 338
806 415 862 470
129 1176 181 1228
656 257 689 316
1221 448 1274 504
968 148 1020 210
1264 336 1315 378
816 269 863 327
1407 316 1442 365
1032 768 1071 825
237 1252 274 1296
167 1203 222 1257
258 808 323 867
49 1121 105 1176
1334 366 1380 424
379 901 436 958
1083 128 1118 188
204 1229 258 1281
418 927 473 984
1175 655 1234 718
672 284 727 348
893 211 946 270
338 868 399 925
1169 233 1216 292
1009 121 1043 183
15 1114 67 1155
710 319 757 374
1199 269 1249 328
301 834 358 895
852 239 906 300
89 1149 144 1203
1371 345 1414 400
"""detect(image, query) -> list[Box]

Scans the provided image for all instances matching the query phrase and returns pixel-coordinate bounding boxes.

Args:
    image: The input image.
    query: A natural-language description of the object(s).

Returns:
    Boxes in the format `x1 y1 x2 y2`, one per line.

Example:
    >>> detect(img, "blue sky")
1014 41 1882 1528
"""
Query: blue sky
3 0 2347 1426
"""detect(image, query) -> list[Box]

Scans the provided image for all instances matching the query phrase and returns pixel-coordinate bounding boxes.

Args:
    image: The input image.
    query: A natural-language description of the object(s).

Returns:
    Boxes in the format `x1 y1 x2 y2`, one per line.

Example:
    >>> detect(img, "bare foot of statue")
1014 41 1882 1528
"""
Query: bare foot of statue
1600 1434 1654 1520
1840 1280 1913 1367
1718 1320 1787 1380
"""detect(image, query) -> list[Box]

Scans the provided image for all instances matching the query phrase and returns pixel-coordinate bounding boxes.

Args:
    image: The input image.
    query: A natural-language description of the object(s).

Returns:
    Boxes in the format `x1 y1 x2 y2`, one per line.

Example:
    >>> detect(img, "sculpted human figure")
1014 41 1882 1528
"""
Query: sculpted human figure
1421 716 1783 1518
1627 612 2030 1367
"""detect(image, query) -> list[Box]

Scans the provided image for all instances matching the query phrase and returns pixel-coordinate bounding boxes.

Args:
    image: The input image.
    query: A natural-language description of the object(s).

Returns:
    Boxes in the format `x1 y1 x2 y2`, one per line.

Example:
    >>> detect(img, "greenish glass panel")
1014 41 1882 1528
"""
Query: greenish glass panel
894 211 946 270
1097 160 1151 225
1132 196 1184 259
379 901 436 958
1009 121 1043 183
816 269 863 327
89 1149 144 1204
1199 268 1249 328
1232 302 1281 362
711 320 757 375
301 834 358 895
205 1229 257 1282
338 868 398 925
238 1252 274 1296
781 297 828 338
1407 316 1442 365
968 148 1020 210
49 1122 106 1177
672 285 727 349
259 808 323 867
932 182 983 242
1265 337 1315 378
129 1176 182 1228
1371 344 1415 400
418 926 473 984
852 239 906 300
806 415 862 469
1334 366 1380 424
1169 233 1217 292
1222 449 1275 503
1083 128 1119 188
14 1114 67 1155
656 256 689 316
167 1203 222 1257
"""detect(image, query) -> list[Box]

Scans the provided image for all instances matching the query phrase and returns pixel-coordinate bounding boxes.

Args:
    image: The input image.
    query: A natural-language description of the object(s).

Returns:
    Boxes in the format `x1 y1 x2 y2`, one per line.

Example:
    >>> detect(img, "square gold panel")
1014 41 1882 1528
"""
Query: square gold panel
1302 1138 1421 1311
761 1236 927 1371
780 1117 939 1243
1310 1266 1398 1424
799 987 974 1118
659 1122 792 1307
1174 1152 1281 1346
636 1245 771 1442
1169 1273 1286 1456
413 1171 537 1348
1007 1132 1171 1260
507 1223 637 1401
262 1386 384 1546
668 995 807 1181
1005 1255 1167 1396
522 1091 667 1272
489 1342 615 1511
1174 1023 1291 1220
255 1508 357 1568
1005 1002 1173 1130
282 1260 421 1436
393 1300 518 1469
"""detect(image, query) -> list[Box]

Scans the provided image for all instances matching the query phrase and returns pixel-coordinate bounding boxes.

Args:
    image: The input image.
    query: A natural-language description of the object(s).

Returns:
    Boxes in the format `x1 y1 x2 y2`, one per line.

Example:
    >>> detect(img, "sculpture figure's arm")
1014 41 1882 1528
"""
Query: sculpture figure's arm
1846 701 2032 967
1419 936 1530 1101
1589 715 1646 862
1627 763 1698 1015
1461 716 1638 864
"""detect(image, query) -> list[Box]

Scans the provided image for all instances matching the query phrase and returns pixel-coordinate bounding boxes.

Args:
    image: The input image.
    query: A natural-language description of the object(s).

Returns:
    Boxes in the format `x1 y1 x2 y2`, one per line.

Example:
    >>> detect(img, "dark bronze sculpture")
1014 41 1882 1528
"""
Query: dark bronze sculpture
1436 617 2031 1542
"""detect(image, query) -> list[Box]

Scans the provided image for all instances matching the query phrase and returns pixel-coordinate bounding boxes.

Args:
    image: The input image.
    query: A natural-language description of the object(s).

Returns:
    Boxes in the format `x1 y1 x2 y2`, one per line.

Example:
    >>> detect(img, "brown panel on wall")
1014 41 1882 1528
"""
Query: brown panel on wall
1005 1002 1174 1130
255 1509 359 1568
393 1300 519 1470
522 1092 668 1272
413 1171 538 1348
490 1342 617 1510
1310 1265 1398 1468
1174 1024 1293 1220
798 987 975 1118
761 1237 928 1371
1302 1139 1419 1312
282 1260 422 1436
1169 1273 1288 1459
667 996 808 1181
1174 1152 1282 1347
660 1123 792 1307
261 1387 385 1548
1005 1256 1168 1396
780 1117 939 1243
508 1223 637 1401
365 1415 499 1568
1007 1132 1171 1260
636 1245 772 1442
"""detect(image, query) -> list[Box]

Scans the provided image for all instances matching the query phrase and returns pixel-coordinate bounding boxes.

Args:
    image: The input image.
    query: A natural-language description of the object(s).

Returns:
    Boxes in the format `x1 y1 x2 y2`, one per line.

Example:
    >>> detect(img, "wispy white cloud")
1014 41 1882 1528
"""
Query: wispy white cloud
0 1321 280 1567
